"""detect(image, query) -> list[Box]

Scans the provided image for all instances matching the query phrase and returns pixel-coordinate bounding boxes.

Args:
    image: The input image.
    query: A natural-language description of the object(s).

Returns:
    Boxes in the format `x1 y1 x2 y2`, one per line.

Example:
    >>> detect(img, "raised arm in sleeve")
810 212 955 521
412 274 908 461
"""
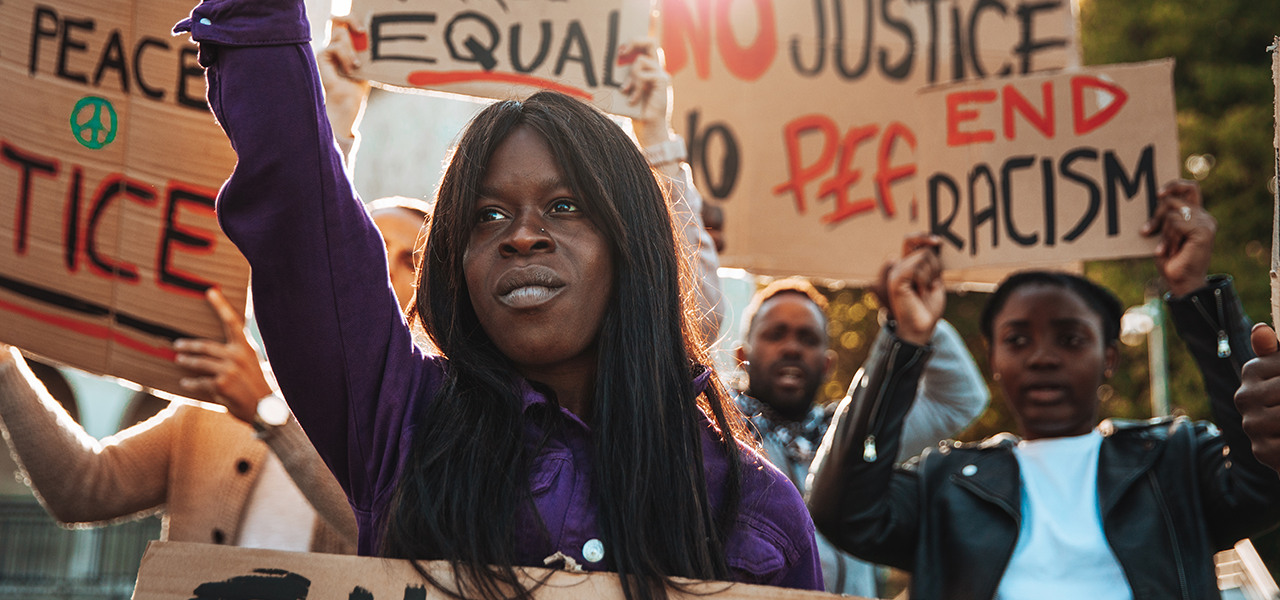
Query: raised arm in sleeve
0 347 171 525
807 331 931 569
662 162 724 342
896 319 989 461
1166 276 1280 546
174 0 439 525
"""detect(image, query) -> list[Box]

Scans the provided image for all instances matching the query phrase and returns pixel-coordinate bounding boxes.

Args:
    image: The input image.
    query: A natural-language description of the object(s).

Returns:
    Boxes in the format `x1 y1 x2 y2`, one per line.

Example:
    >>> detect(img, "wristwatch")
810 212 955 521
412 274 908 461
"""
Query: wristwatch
252 393 291 433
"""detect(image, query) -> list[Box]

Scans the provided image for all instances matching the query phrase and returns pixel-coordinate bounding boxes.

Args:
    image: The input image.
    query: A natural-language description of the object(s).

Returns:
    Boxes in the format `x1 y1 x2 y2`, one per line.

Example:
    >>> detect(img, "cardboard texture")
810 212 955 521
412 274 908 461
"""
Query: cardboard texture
661 0 1079 282
915 60 1178 271
349 0 651 119
1271 37 1279 329
133 541 859 600
0 0 248 399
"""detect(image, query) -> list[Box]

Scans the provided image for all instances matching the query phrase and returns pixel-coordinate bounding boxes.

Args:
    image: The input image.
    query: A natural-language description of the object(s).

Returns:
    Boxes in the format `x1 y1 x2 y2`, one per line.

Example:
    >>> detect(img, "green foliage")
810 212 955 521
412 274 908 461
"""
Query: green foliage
1081 0 1275 420
1082 0 1280 575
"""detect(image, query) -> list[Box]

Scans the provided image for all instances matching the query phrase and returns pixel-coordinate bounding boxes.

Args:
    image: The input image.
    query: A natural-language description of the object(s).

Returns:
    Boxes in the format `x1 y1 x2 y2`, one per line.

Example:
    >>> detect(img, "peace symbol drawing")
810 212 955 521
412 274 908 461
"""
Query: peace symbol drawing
70 96 118 150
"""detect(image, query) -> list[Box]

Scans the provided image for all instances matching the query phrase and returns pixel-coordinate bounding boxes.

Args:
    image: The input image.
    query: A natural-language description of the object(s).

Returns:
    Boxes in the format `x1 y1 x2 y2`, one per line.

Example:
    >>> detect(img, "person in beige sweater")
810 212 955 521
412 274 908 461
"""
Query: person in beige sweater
0 289 358 554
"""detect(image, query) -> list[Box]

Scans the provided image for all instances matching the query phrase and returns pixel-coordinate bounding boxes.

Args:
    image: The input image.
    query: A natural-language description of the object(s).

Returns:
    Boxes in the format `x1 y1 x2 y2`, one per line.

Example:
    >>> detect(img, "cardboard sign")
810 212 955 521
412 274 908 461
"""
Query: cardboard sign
0 0 248 399
133 541 857 600
349 0 651 119
1270 37 1279 328
916 60 1178 271
662 0 1079 282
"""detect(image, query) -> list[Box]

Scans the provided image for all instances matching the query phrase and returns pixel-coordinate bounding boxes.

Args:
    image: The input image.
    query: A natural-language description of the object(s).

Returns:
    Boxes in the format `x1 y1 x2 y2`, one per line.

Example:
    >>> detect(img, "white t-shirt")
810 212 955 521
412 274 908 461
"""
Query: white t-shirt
236 452 317 552
994 430 1133 600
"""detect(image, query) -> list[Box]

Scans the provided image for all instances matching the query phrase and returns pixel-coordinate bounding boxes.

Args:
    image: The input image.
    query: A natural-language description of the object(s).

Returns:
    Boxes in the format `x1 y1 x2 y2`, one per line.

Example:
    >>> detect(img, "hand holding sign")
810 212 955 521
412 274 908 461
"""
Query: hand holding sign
885 234 945 346
173 289 274 424
1141 180 1216 297
318 17 372 144
1237 323 1280 473
619 38 673 149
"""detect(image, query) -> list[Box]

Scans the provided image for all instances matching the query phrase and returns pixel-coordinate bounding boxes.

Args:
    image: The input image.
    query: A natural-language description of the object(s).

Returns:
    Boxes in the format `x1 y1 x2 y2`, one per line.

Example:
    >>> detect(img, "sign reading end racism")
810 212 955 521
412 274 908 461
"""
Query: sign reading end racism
916 60 1179 271
0 0 248 399
134 542 857 600
662 0 1081 283
349 0 651 118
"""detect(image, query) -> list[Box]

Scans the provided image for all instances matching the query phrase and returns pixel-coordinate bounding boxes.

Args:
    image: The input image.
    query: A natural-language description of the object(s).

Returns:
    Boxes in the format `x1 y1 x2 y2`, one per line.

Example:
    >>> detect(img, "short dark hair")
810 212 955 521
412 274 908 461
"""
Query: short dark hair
739 278 829 341
980 271 1123 344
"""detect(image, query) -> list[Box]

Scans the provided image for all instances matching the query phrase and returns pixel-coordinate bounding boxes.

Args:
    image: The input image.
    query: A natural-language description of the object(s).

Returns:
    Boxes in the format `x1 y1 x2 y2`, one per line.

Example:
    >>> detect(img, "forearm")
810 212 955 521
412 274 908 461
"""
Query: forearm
0 348 169 523
1167 277 1280 540
324 87 364 167
665 162 724 342
897 319 990 461
807 331 929 567
1167 277 1259 467
262 414 359 549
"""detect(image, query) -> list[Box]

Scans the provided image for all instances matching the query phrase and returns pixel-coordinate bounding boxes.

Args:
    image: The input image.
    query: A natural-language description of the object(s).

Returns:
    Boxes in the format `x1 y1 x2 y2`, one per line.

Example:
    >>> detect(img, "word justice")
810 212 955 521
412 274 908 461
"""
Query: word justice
3 140 220 297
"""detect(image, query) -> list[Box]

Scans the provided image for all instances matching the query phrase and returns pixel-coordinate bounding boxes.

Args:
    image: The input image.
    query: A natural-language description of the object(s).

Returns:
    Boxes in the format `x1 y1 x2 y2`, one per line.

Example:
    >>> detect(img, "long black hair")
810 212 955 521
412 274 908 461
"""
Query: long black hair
385 91 748 600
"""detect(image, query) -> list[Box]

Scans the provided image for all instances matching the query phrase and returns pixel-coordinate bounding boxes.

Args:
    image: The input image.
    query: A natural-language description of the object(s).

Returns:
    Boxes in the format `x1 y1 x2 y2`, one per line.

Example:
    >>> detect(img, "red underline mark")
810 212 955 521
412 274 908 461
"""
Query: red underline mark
0 297 177 361
406 71 593 100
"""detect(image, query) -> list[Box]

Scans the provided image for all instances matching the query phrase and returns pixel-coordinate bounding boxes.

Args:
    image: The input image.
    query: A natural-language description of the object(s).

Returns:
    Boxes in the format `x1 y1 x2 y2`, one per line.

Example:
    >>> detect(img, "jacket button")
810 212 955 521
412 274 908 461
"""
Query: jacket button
962 465 977 476
1143 441 1154 450
582 539 604 563
212 529 225 544
237 460 251 474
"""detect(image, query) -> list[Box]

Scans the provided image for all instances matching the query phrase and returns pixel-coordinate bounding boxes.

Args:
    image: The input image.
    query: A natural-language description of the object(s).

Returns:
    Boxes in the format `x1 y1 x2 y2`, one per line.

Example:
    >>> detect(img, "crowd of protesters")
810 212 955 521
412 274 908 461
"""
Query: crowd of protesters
5 1 1280 599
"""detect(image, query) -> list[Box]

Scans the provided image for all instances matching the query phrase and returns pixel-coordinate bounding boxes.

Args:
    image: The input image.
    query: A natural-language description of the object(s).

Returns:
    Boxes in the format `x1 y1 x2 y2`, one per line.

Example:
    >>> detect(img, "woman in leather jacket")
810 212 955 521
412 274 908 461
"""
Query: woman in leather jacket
807 181 1280 600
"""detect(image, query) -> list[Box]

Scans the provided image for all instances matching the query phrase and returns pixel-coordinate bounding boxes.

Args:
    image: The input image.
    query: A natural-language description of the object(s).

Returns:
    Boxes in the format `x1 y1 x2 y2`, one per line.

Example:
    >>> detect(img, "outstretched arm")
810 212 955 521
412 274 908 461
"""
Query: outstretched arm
620 39 724 342
862 234 988 461
316 16 371 167
0 346 172 525
174 0 437 527
1146 180 1280 546
896 319 989 461
807 245 943 568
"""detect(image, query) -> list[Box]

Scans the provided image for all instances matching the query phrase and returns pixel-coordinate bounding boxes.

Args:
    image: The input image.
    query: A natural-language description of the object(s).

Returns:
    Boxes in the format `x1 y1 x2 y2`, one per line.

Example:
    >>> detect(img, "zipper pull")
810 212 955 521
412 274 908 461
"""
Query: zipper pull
863 436 878 462
1217 331 1231 358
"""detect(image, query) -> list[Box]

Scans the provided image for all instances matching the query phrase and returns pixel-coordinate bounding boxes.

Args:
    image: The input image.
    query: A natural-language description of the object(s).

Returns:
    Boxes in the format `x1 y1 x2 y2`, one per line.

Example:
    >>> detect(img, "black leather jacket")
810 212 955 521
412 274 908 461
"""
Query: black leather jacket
807 277 1280 600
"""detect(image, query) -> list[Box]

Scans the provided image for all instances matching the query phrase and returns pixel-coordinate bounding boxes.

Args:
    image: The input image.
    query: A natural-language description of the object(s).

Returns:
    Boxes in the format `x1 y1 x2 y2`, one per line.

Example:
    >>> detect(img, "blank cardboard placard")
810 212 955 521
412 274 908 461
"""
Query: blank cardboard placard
134 541 859 600
915 60 1178 271
0 0 248 399
349 0 651 118
662 0 1079 283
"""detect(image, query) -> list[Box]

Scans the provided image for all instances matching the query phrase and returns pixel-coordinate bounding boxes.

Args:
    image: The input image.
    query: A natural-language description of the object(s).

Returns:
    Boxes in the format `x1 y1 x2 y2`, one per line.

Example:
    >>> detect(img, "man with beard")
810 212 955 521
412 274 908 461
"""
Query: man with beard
734 277 988 596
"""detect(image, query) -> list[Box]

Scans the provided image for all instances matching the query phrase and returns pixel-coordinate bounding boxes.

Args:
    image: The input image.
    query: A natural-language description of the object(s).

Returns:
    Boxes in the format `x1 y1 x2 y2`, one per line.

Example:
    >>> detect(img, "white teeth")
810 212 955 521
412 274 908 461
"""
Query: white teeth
777 372 804 387
498 285 561 308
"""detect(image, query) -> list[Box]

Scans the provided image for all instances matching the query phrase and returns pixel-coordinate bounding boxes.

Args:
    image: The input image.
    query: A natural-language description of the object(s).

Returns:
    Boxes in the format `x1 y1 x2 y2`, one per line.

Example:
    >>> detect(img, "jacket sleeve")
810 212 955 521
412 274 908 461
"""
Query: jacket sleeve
806 330 931 570
896 319 989 461
0 347 172 525
174 0 437 514
261 411 359 552
1165 276 1280 548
